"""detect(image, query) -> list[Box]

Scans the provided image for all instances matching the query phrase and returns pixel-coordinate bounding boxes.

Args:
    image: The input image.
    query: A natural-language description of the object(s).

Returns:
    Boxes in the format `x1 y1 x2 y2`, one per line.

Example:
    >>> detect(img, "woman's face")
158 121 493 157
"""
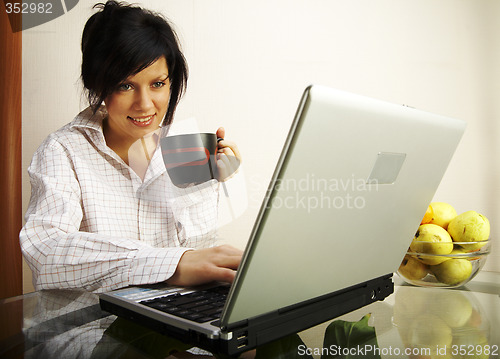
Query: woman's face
104 56 170 144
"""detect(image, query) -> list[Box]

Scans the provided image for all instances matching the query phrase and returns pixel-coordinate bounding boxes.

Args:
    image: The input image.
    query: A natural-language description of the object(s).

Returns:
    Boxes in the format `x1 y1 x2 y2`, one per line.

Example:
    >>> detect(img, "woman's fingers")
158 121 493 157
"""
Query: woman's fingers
216 141 240 181
166 245 243 286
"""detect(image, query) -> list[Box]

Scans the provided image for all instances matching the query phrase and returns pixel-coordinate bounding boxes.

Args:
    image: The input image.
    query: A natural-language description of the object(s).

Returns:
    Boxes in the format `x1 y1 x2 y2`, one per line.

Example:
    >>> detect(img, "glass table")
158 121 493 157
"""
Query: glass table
1 272 498 358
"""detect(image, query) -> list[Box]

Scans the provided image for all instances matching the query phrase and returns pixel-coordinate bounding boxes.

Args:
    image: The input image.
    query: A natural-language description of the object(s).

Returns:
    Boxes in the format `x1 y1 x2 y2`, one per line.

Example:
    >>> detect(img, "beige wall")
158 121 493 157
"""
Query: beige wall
22 0 500 292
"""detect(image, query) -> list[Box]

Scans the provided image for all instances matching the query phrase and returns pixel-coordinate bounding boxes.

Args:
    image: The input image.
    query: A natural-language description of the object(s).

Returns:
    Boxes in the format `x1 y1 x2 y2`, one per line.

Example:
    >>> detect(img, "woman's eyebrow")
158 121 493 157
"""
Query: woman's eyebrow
122 73 169 84
156 74 169 80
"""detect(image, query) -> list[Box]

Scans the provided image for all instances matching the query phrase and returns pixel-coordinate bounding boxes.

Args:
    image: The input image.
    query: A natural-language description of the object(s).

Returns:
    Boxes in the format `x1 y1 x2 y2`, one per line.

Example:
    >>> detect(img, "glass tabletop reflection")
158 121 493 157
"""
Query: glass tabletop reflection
0 272 498 359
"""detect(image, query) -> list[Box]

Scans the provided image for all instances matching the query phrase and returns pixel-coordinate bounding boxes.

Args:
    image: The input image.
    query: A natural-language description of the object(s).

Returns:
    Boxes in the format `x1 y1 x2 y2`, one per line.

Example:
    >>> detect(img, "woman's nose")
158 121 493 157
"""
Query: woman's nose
133 89 154 111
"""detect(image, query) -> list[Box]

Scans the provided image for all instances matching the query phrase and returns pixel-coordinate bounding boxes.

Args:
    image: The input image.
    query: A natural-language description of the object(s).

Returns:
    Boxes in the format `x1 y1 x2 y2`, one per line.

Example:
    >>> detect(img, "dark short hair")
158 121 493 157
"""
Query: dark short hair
81 1 188 126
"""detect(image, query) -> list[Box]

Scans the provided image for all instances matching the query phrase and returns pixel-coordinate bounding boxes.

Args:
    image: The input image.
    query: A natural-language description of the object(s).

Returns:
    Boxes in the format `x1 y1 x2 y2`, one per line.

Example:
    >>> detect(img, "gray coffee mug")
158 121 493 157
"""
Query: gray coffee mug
160 133 218 187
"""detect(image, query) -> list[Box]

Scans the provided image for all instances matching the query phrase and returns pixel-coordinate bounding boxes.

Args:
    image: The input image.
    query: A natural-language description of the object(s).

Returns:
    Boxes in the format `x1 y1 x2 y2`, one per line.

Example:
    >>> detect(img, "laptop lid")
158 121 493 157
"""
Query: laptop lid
221 85 466 326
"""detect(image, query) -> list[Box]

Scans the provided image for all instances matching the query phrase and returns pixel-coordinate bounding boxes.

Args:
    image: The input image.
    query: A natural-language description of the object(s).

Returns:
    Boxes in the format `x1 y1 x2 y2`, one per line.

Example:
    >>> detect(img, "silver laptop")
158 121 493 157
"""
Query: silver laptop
100 85 466 355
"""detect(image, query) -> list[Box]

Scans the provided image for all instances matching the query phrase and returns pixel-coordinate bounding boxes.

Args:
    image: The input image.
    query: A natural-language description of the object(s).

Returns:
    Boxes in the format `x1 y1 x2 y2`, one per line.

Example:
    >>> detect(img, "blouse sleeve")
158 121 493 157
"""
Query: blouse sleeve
168 179 220 249
20 139 191 293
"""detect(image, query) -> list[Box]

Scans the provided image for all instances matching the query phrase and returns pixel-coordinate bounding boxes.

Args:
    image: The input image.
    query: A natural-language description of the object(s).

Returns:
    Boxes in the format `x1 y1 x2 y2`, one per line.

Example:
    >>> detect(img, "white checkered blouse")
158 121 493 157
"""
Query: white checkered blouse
20 107 219 292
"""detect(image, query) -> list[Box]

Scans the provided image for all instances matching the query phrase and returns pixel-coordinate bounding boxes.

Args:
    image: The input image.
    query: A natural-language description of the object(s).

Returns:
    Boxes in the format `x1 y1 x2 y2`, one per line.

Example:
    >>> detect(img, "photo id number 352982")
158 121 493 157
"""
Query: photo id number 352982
5 2 53 14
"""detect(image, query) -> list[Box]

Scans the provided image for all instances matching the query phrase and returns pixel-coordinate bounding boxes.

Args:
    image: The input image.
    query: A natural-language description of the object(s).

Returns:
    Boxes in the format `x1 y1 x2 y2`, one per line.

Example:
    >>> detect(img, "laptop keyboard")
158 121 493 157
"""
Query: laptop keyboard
139 286 229 323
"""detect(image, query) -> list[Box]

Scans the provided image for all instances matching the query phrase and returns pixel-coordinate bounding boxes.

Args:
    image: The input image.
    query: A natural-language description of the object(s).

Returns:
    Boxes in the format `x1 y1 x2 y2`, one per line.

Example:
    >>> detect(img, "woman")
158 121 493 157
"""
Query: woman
20 0 242 292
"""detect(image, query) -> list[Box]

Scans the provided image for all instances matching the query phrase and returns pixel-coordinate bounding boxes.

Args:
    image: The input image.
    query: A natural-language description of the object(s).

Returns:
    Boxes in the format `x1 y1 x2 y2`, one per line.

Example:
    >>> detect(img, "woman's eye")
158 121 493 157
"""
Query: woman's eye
152 81 166 88
117 84 132 91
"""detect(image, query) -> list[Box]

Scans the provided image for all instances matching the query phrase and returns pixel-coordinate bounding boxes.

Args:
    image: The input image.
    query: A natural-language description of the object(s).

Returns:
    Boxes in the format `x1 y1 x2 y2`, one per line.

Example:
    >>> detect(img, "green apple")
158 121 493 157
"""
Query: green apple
448 211 490 251
429 202 457 229
431 258 472 286
410 224 453 265
399 255 429 280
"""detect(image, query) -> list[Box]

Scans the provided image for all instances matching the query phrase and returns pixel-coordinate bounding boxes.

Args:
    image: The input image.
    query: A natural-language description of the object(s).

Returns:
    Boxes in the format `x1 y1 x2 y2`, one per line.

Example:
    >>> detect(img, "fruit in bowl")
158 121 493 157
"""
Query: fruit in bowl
448 210 490 251
426 201 457 229
398 202 491 288
410 224 453 265
431 256 472 286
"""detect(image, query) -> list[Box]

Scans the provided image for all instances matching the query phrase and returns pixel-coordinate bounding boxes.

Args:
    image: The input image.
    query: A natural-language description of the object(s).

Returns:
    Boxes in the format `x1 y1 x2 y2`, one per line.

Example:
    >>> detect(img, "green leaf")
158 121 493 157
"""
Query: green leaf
321 314 381 359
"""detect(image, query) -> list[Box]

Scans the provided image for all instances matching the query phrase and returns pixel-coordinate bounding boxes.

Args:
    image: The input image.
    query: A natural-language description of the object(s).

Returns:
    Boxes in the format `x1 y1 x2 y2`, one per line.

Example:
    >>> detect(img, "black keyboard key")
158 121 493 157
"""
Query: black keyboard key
193 304 214 313
212 300 226 307
197 316 215 323
163 306 182 314
148 302 170 311
175 310 192 318
179 299 211 309
200 307 223 317
165 295 203 306
184 312 204 321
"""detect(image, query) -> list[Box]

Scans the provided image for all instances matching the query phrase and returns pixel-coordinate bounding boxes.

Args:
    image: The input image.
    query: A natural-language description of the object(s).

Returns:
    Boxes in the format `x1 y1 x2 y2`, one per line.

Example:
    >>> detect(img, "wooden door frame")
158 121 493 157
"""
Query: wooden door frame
0 1 23 299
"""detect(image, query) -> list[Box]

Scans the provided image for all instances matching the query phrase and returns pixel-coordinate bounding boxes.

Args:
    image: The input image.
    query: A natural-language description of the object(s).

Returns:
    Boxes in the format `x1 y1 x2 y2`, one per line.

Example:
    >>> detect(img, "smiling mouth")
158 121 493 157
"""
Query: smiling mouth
128 114 155 123
127 114 156 127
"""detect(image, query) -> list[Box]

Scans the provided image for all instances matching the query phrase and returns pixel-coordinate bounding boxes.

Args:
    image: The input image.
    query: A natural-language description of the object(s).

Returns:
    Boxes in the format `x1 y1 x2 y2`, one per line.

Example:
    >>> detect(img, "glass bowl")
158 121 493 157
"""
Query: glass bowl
397 240 491 288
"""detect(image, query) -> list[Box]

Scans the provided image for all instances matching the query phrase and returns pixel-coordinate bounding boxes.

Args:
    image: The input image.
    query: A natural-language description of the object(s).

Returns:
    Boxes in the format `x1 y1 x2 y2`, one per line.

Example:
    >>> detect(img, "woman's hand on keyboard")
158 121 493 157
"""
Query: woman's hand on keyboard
167 245 243 286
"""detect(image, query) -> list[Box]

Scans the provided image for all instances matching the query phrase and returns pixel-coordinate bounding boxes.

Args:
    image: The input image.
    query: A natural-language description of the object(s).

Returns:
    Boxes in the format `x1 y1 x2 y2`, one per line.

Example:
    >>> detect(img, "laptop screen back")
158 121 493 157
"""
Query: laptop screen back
221 86 466 325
